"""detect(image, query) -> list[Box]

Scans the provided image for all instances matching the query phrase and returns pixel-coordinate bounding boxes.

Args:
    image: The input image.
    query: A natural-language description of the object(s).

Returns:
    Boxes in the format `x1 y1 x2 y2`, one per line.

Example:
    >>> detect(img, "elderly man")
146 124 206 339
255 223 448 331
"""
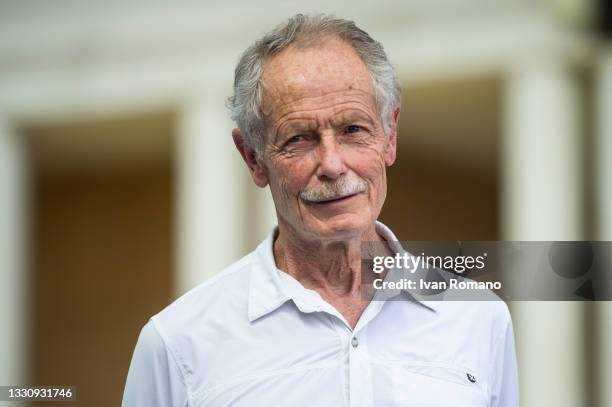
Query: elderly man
122 14 518 407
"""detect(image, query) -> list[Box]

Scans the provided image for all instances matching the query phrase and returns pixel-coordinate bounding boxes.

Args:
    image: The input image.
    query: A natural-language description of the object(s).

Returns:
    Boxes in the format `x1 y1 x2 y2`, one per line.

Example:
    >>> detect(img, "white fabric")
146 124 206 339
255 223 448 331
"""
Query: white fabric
122 222 518 406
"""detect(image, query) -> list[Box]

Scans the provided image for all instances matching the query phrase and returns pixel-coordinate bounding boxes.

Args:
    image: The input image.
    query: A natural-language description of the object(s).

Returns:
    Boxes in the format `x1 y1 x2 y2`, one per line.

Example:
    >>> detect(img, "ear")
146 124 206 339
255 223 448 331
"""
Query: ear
232 128 269 188
384 105 400 166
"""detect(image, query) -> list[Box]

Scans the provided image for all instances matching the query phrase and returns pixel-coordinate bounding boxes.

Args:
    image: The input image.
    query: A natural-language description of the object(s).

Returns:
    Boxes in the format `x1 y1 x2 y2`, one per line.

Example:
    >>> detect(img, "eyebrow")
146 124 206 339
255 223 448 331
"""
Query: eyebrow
283 122 312 133
332 110 375 126
274 109 376 142
276 120 316 140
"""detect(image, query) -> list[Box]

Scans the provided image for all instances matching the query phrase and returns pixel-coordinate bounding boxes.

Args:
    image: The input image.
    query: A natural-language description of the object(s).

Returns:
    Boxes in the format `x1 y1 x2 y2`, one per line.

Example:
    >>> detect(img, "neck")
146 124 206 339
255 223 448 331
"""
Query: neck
273 221 383 299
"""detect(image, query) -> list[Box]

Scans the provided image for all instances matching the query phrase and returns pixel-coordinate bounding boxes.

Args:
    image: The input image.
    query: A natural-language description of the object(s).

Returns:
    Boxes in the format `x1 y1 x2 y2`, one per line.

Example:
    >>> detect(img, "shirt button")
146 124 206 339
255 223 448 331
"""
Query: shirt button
351 336 359 348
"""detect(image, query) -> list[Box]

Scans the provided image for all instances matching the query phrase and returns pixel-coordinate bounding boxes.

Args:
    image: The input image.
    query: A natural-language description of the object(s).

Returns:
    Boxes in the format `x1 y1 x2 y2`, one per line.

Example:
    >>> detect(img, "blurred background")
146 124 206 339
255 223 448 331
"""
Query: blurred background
0 0 610 406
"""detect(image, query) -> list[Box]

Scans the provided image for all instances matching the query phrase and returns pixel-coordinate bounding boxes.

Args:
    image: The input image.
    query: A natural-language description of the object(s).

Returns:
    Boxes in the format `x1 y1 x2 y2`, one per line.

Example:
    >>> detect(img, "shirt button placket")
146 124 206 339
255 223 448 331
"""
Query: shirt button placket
348 334 360 407
348 330 375 407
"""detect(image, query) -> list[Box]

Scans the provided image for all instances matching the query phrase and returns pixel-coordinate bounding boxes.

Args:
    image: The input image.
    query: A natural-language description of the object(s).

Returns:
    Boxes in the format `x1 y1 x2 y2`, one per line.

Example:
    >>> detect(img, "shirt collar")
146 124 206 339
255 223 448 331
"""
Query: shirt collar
374 222 439 312
247 231 290 322
248 221 437 322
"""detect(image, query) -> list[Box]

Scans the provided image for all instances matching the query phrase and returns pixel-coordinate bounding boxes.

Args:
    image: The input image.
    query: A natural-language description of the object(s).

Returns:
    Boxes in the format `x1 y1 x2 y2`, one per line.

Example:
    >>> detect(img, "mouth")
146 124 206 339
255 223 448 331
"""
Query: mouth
306 193 360 205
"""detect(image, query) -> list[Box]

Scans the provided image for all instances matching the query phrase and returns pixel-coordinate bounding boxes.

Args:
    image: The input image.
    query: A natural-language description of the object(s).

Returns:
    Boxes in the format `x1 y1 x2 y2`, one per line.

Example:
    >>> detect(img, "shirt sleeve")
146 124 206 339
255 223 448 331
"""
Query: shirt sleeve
489 308 519 407
122 319 189 407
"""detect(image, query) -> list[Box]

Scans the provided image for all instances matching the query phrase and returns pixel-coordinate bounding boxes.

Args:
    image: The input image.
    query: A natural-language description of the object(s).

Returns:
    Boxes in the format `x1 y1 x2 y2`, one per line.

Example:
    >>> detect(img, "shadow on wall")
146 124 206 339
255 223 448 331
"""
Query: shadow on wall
24 110 175 407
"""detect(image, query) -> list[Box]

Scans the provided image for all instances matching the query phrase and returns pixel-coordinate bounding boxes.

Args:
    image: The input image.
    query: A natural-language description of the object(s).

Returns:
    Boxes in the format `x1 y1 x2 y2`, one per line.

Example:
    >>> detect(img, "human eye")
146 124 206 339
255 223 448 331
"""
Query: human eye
345 125 364 134
286 134 306 144
281 134 314 151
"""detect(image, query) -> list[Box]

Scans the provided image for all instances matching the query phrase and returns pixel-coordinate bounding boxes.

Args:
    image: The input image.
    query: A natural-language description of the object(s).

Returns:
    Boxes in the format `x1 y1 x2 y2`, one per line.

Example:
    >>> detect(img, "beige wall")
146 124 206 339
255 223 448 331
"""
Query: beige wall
25 113 174 407
381 74 500 240
382 154 498 240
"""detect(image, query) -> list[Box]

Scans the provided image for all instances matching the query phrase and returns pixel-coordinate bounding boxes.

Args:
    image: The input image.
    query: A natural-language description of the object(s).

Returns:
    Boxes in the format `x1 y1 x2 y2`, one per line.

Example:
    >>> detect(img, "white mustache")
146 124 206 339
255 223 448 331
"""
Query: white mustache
300 177 368 203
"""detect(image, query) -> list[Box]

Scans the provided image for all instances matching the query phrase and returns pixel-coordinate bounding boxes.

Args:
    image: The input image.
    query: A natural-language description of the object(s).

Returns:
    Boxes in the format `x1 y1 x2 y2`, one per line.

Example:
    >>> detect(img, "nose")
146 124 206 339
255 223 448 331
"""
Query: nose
315 134 346 181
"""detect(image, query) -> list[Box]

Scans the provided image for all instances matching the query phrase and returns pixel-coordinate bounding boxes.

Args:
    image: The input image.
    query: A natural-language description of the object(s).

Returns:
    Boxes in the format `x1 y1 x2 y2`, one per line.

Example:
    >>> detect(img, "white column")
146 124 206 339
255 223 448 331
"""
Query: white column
176 91 249 296
595 48 612 241
502 59 585 407
0 116 28 398
595 46 612 407
503 60 582 239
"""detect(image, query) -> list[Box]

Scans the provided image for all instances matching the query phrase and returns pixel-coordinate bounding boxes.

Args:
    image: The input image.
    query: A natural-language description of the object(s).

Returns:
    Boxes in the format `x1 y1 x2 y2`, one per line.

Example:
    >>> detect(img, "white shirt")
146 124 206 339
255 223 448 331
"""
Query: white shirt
122 222 518 407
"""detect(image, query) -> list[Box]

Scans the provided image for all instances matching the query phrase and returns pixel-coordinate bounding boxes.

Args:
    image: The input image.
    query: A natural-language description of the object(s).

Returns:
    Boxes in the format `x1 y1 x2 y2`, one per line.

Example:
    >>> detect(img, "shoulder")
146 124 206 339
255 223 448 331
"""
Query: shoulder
420 269 512 338
431 294 513 342
148 250 259 357
438 269 511 321
154 251 256 329
127 249 264 396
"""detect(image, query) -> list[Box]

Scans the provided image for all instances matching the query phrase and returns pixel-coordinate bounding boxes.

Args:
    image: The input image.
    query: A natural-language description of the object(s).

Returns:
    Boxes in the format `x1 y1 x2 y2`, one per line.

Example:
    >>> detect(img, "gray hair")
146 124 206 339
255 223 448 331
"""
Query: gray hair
227 14 401 154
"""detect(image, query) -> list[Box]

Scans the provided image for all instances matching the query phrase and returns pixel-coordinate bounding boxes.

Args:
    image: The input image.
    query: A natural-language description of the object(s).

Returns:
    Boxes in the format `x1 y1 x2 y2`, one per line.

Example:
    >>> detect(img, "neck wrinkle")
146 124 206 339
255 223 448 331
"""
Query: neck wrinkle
272 222 383 297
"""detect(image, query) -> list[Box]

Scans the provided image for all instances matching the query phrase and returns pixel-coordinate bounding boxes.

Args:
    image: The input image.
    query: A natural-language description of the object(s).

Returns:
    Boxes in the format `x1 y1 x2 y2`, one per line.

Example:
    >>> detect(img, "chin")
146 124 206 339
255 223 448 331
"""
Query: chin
309 213 372 240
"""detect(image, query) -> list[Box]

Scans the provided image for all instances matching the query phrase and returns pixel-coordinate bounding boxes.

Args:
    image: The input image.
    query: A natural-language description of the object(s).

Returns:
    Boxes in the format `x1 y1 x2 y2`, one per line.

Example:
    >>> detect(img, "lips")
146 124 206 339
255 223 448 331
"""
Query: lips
307 193 359 204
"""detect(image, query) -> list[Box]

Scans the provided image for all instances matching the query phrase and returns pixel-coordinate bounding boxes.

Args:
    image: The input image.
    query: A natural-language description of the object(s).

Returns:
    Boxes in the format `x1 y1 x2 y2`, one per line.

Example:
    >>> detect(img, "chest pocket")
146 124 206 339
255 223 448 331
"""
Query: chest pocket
389 362 488 407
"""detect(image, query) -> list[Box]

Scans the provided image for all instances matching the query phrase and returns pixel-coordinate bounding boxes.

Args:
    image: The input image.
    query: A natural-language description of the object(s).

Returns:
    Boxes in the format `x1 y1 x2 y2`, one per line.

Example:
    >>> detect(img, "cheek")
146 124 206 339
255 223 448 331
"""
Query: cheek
269 159 313 199
352 150 387 182
350 152 388 203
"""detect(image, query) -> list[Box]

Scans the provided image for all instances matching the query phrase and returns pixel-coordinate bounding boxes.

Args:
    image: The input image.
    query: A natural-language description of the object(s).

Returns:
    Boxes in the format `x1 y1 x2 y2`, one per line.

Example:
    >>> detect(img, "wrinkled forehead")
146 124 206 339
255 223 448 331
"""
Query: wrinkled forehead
260 38 376 118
